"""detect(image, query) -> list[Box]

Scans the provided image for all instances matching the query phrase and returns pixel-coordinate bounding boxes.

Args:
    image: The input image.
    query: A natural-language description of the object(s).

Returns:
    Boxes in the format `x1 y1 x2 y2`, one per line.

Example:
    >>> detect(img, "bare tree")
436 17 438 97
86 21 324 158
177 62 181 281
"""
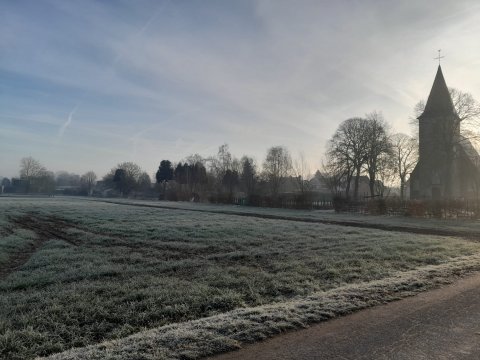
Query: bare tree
104 162 143 196
210 144 232 178
364 112 392 197
391 133 418 199
320 158 345 196
263 146 292 197
187 162 208 199
240 156 257 197
118 162 142 182
36 170 55 194
413 88 480 121
231 157 241 174
20 157 44 178
208 144 234 195
80 171 97 196
374 152 396 198
413 88 480 143
185 153 205 166
327 117 369 199
137 172 152 193
448 89 480 178
449 88 480 124
56 171 80 187
20 157 42 176
293 152 312 193
19 156 46 193
222 169 239 200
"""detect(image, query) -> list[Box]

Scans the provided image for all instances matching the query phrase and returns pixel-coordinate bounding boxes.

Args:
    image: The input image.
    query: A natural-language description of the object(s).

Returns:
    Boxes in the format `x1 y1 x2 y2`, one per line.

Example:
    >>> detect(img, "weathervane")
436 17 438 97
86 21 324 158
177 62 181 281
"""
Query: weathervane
434 49 444 65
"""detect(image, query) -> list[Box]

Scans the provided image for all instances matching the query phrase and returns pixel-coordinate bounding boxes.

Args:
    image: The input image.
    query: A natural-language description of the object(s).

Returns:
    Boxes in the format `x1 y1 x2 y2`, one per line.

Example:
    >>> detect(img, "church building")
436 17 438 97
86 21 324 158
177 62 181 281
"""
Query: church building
410 65 480 200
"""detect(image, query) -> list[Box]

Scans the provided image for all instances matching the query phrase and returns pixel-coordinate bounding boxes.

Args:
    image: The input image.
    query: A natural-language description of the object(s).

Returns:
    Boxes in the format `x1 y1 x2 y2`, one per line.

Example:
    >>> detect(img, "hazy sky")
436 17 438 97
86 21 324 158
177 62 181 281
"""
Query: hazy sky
2 0 480 178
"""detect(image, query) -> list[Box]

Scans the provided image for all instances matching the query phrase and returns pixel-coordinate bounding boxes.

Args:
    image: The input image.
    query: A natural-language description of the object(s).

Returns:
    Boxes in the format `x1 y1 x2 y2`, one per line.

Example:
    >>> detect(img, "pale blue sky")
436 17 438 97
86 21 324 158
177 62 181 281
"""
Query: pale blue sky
2 0 480 178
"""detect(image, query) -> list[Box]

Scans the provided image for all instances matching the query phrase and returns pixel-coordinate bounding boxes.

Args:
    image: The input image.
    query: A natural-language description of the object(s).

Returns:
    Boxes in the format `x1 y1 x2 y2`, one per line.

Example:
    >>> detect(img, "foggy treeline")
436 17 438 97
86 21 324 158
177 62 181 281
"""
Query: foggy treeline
2 131 417 205
2 145 307 205
3 86 480 208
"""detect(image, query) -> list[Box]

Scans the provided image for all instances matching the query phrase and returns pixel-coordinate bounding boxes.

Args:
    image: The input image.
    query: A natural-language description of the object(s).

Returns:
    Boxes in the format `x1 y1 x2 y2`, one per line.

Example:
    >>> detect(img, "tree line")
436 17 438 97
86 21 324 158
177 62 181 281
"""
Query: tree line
154 144 296 204
3 88 479 204
2 145 298 204
1 157 97 196
0 133 427 203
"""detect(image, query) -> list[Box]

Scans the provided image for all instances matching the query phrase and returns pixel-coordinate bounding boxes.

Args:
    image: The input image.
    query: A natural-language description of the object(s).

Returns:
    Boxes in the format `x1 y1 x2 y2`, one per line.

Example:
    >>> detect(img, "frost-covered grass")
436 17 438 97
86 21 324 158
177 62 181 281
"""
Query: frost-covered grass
93 197 480 237
0 215 36 268
44 253 480 360
1 197 480 360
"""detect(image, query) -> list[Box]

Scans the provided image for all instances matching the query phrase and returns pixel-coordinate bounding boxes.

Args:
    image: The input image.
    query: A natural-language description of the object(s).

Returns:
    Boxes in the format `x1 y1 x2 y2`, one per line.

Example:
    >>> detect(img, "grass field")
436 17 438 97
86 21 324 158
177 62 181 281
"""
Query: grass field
1 197 480 359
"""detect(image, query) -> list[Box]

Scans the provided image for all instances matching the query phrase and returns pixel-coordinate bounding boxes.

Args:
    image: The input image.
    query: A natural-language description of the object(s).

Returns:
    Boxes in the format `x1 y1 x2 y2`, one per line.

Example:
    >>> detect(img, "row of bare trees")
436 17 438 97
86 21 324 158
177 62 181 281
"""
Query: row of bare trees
70 88 480 202
154 144 299 202
5 157 98 195
324 88 480 201
323 112 418 200
18 156 55 193
6 144 303 201
8 88 478 202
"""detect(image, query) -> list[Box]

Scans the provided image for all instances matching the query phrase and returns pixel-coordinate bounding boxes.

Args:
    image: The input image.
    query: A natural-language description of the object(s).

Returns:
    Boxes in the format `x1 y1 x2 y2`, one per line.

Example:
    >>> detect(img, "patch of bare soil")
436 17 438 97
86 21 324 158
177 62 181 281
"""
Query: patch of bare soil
0 213 79 280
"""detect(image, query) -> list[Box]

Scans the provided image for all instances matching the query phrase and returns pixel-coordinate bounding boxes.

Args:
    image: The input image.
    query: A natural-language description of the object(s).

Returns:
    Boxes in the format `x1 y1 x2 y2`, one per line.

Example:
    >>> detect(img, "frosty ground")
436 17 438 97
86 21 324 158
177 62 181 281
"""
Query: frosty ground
1 198 480 360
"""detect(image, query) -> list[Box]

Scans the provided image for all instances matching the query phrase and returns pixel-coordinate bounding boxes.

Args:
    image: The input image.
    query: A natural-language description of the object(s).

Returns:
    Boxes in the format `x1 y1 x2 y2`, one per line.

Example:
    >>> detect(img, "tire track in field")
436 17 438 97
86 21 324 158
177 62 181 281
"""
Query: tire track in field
0 214 79 280
95 200 480 240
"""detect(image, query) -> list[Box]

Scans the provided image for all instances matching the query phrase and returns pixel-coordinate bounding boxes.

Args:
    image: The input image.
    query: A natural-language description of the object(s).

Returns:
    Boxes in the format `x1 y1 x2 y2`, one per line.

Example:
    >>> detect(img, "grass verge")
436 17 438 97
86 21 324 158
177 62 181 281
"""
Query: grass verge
42 253 480 360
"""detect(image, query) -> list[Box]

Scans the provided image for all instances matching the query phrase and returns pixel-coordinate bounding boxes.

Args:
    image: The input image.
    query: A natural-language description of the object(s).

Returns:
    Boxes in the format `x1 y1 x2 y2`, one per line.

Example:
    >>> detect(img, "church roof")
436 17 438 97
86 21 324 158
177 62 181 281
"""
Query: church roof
459 136 480 167
418 65 456 119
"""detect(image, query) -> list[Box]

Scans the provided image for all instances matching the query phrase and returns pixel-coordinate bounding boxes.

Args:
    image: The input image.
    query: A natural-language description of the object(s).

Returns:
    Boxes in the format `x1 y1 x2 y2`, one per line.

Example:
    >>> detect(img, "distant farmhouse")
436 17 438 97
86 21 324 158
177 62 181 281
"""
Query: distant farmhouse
410 65 480 200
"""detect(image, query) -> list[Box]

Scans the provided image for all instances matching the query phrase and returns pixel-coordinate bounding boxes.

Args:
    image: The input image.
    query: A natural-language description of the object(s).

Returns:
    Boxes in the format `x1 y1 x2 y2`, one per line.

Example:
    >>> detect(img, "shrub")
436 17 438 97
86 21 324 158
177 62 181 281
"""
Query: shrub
429 200 444 219
405 200 426 217
366 199 387 215
246 194 262 207
332 195 346 213
386 197 405 215
294 193 313 210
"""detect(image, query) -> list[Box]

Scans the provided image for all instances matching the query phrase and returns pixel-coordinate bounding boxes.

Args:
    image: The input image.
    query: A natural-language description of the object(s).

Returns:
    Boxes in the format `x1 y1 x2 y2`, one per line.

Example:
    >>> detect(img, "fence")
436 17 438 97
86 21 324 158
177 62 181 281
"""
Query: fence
229 195 333 210
333 197 480 219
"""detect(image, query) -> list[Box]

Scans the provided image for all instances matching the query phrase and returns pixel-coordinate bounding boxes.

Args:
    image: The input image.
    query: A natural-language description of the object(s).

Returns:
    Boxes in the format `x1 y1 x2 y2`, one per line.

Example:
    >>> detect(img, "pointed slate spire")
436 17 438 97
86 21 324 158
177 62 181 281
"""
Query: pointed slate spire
419 65 456 119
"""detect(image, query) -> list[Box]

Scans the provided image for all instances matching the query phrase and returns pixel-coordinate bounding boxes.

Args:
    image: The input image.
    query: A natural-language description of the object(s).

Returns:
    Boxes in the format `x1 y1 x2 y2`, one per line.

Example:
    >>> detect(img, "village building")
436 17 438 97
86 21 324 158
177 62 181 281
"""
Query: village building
410 65 480 199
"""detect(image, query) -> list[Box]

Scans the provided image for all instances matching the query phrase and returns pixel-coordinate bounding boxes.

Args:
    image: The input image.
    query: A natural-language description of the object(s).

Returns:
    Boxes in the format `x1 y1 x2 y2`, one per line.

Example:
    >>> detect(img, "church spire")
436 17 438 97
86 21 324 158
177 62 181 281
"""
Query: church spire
418 65 456 119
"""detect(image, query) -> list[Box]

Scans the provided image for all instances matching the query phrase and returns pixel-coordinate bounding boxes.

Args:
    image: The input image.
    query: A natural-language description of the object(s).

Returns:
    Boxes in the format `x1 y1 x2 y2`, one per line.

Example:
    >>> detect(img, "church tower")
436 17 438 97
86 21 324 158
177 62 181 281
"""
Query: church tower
410 65 461 199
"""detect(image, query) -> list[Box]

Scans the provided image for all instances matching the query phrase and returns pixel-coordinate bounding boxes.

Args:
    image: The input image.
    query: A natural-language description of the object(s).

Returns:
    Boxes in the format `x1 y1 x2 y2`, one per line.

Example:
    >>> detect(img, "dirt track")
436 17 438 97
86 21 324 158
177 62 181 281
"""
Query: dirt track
211 273 480 360
0 214 78 279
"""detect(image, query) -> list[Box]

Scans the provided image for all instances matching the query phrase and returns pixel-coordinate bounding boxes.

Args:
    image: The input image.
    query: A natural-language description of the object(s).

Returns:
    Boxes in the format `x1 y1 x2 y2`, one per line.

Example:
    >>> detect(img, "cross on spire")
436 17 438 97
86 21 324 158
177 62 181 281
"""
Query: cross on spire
434 49 444 65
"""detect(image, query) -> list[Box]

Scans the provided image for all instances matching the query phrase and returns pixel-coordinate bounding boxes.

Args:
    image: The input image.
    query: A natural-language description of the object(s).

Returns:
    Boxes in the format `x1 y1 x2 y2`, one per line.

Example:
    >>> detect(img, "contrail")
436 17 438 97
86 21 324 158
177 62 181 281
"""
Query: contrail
58 105 78 138
113 1 169 65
